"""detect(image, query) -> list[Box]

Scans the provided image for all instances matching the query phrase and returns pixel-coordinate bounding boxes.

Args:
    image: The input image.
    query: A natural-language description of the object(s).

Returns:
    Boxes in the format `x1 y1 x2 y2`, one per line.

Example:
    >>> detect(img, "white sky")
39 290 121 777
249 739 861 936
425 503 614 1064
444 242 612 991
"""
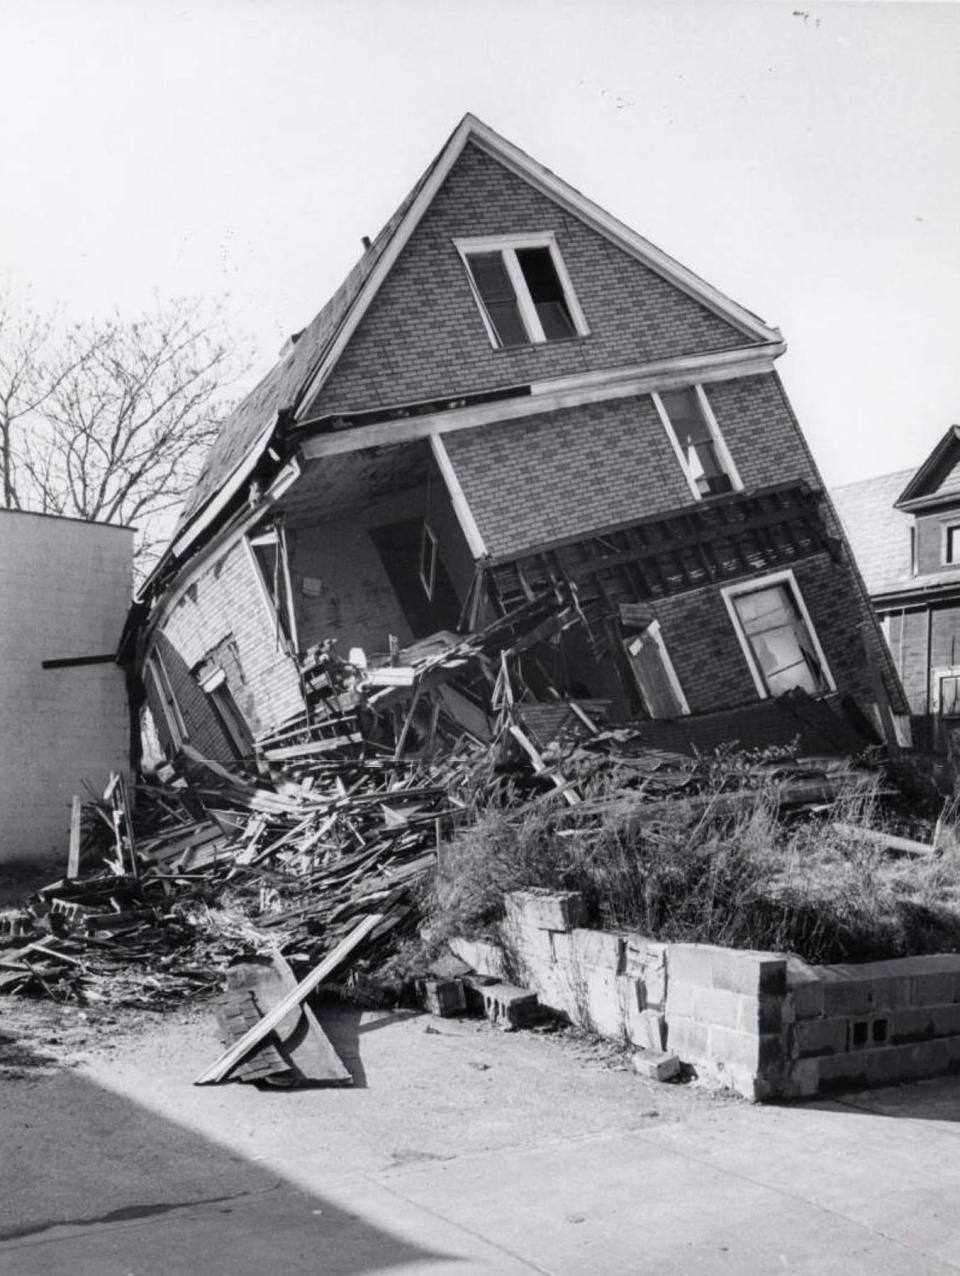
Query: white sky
1 0 957 487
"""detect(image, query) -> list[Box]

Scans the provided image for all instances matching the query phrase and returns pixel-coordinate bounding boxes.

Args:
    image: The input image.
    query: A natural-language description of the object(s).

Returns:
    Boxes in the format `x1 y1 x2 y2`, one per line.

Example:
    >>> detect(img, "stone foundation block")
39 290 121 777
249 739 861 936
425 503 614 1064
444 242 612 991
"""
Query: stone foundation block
503 888 585 932
632 1049 680 1082
666 1014 710 1061
628 1006 667 1052
478 982 539 1030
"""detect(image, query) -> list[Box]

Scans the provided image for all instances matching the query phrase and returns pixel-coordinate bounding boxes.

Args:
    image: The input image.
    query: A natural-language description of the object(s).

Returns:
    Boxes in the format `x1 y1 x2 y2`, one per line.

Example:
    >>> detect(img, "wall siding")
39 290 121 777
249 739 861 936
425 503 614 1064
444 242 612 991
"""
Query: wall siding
307 142 749 419
151 538 304 758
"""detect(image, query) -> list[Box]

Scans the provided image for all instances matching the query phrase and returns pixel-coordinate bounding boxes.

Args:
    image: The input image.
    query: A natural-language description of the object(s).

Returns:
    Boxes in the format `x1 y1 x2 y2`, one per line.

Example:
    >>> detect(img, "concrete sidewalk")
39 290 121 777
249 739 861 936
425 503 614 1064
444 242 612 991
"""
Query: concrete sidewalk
3 1002 960 1274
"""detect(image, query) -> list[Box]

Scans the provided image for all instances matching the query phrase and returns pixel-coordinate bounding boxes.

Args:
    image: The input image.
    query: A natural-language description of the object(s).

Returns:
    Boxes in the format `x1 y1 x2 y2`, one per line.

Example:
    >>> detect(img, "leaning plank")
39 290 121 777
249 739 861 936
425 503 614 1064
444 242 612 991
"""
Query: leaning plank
193 911 384 1085
67 796 82 879
831 821 936 858
508 724 581 806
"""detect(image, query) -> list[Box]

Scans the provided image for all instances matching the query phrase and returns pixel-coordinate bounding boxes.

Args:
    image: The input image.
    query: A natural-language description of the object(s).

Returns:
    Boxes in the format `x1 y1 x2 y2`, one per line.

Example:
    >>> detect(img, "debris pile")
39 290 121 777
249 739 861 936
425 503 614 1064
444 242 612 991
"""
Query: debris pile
0 596 899 1052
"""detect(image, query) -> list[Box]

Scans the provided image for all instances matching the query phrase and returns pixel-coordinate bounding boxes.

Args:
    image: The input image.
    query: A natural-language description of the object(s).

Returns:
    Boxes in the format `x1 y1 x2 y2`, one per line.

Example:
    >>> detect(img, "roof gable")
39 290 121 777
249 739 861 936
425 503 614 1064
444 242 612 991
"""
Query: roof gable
896 425 960 510
171 113 781 553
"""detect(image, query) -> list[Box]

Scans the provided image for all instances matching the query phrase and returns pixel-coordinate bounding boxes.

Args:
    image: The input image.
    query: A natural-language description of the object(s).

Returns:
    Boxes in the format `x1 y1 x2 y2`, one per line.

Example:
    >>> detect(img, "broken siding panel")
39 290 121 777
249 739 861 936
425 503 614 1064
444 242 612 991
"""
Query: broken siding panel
154 539 303 745
307 142 748 420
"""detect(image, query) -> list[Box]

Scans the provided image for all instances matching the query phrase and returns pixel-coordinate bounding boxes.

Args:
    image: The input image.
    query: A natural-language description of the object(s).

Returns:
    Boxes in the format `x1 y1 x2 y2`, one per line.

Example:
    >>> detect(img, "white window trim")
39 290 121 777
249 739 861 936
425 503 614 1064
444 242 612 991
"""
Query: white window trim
721 569 837 700
454 232 590 348
149 649 187 747
931 666 960 714
626 619 691 717
940 522 960 566
651 384 743 502
246 530 299 652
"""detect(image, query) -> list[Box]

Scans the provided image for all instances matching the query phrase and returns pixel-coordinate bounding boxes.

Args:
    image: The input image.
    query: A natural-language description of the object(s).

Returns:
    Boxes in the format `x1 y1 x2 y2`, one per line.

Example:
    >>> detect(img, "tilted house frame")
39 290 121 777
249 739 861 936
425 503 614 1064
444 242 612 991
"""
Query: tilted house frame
139 114 905 763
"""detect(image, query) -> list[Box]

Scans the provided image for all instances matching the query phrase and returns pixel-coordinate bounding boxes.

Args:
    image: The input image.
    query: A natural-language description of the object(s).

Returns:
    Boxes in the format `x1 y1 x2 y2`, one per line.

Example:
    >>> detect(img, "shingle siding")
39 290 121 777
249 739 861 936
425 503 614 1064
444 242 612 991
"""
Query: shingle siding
307 142 749 419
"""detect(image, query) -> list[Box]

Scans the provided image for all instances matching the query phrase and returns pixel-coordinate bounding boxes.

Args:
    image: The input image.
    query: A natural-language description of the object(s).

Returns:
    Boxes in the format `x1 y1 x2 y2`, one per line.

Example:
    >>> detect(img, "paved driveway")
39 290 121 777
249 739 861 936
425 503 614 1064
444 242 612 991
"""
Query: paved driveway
3 1000 960 1274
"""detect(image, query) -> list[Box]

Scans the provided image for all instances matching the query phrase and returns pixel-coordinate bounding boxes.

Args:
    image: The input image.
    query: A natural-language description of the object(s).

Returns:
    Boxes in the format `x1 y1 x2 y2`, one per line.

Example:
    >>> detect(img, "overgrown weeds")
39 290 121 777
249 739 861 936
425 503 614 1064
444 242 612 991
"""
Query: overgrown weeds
428 758 960 966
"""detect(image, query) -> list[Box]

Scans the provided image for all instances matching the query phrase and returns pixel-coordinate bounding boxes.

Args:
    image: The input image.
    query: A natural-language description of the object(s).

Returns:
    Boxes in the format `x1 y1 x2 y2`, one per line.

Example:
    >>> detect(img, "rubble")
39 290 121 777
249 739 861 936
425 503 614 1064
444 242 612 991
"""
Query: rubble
0 592 905 1083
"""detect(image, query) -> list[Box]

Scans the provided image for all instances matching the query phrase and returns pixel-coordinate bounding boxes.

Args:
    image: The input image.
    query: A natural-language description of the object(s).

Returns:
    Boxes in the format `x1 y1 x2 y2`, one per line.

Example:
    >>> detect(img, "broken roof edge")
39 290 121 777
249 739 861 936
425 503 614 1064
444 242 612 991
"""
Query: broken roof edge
895 424 960 509
292 111 781 419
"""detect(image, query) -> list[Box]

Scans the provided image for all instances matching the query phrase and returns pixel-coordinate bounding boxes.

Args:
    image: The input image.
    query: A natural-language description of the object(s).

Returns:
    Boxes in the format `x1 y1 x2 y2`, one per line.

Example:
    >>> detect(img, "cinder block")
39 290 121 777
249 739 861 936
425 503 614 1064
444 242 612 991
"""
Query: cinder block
692 986 743 1031
448 936 508 980
632 1049 680 1082
786 955 824 1019
930 1003 960 1038
623 937 668 1008
502 888 585 932
889 1007 936 1045
570 928 625 975
708 1025 784 1072
667 943 786 997
628 1007 667 1052
417 978 467 1018
820 974 911 1017
910 970 960 1008
782 1057 821 1099
791 1017 848 1058
479 982 539 1030
666 1014 710 1061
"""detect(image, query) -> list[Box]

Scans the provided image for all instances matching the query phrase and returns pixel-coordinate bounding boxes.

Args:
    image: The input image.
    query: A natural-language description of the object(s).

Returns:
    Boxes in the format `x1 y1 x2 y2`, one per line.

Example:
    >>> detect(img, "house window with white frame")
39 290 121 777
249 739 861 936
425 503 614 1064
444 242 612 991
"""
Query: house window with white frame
654 385 742 500
456 234 589 349
943 524 960 566
723 571 835 700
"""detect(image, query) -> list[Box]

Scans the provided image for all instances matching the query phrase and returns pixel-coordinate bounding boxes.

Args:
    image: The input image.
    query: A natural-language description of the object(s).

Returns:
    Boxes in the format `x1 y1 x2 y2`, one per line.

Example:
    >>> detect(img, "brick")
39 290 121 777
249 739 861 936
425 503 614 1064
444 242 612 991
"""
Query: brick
502 889 585 932
478 982 539 1030
632 1050 681 1082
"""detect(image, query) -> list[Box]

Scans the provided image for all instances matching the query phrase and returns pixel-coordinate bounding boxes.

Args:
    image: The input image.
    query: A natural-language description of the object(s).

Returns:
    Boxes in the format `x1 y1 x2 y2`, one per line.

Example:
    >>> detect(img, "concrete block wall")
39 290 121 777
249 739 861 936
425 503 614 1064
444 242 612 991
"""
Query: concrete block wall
469 890 960 1101
0 511 133 865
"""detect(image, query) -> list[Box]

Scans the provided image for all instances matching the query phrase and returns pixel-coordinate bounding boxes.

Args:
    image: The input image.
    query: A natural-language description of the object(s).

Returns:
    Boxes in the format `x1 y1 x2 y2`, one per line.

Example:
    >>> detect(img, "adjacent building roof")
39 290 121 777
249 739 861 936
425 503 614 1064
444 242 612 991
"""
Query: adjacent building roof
831 469 915 596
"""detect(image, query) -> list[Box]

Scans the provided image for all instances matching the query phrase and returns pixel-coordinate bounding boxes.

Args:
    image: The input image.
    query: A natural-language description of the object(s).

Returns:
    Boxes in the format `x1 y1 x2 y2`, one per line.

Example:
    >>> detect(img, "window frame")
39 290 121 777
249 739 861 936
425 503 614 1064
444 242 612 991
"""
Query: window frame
623 618 691 719
721 568 836 700
651 384 743 502
419 520 439 600
941 522 960 566
148 647 188 748
454 232 590 349
246 528 299 653
932 665 960 715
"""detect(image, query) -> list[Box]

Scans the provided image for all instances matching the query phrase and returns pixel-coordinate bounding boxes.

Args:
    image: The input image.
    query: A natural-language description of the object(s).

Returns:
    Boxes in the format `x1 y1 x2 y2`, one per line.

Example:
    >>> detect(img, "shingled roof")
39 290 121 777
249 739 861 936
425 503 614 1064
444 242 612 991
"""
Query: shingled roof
831 469 915 596
174 152 439 535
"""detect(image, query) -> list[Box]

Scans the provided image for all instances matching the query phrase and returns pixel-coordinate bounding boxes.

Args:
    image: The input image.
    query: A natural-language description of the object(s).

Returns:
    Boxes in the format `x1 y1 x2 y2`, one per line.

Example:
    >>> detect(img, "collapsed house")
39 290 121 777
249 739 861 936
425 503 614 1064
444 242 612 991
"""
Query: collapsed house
136 114 905 768
834 426 960 756
0 510 133 866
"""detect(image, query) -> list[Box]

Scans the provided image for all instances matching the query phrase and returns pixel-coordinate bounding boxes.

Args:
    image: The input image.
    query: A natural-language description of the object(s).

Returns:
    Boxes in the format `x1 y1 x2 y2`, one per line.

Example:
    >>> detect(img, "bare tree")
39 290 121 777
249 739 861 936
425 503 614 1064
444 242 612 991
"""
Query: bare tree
0 291 247 569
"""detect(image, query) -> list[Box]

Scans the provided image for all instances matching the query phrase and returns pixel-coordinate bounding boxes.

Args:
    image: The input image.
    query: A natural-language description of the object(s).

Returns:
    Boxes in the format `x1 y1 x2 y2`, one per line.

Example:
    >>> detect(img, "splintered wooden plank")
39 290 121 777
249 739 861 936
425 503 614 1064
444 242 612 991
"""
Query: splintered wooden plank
67 796 82 879
194 912 383 1085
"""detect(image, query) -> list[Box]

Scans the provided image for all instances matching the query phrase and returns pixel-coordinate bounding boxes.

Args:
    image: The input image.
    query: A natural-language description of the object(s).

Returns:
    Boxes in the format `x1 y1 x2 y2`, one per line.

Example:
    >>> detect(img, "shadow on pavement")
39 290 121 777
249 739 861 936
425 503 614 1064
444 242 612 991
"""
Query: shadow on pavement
0 1031 452 1276
793 1073 960 1124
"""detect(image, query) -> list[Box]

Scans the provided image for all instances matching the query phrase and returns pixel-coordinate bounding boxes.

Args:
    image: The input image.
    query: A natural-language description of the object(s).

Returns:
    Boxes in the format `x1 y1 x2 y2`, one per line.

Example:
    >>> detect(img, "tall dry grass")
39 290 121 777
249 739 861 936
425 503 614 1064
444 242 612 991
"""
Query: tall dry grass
430 763 960 965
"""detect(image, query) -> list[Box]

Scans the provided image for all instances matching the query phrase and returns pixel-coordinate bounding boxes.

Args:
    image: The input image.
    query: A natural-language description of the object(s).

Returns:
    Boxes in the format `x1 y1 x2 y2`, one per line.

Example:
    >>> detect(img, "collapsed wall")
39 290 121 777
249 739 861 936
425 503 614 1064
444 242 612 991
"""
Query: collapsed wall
452 889 960 1100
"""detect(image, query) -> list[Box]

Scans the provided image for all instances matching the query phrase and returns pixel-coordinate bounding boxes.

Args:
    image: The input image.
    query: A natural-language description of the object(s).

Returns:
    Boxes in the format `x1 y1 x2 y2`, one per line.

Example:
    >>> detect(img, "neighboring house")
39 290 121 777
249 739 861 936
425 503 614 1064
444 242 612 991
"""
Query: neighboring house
138 114 903 764
0 510 133 866
834 427 960 754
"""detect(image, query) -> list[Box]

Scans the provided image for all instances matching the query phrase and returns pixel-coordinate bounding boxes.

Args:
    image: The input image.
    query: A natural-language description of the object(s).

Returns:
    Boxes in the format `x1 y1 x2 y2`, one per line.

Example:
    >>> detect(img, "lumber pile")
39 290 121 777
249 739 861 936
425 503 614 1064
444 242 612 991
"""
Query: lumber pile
0 596 900 1018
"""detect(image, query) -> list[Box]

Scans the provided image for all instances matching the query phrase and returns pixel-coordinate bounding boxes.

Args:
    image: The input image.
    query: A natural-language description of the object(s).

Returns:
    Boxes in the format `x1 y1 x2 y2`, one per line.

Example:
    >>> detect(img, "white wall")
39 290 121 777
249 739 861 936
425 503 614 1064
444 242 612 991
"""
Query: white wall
0 511 133 866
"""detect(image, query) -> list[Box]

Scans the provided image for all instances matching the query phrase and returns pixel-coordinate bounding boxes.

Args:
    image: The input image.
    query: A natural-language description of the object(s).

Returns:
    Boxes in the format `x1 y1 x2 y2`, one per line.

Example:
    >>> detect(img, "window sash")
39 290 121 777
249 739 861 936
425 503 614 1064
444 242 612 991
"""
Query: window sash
653 385 741 501
457 234 587 349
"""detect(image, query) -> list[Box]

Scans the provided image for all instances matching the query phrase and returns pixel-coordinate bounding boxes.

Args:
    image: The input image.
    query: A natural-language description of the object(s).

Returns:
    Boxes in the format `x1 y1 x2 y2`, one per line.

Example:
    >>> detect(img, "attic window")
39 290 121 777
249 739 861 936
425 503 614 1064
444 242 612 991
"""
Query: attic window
653 385 742 501
456 234 588 349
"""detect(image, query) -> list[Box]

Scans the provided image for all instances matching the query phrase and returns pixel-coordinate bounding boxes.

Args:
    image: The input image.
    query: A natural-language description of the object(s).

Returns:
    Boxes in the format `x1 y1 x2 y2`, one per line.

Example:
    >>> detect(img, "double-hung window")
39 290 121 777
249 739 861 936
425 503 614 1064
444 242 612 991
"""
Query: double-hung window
722 570 835 699
456 234 589 349
653 385 741 499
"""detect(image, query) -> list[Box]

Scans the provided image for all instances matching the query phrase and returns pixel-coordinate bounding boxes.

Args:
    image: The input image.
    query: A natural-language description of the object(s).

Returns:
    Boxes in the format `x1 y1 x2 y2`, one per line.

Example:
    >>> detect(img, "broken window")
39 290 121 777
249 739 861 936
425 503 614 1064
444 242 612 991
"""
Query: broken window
458 235 588 349
724 573 834 699
622 620 690 719
655 386 740 500
148 648 188 749
248 527 298 651
369 518 461 640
